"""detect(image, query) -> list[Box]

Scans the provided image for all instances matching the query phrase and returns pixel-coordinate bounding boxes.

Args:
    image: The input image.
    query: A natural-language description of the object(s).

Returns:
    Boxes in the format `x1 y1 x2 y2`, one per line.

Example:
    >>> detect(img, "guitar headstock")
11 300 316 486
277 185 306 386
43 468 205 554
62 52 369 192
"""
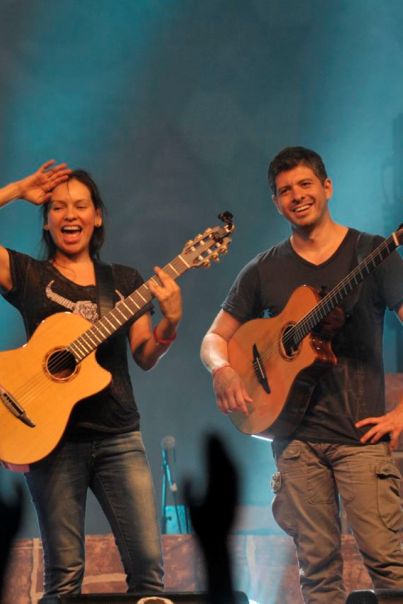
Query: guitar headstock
182 212 235 268
395 223 403 245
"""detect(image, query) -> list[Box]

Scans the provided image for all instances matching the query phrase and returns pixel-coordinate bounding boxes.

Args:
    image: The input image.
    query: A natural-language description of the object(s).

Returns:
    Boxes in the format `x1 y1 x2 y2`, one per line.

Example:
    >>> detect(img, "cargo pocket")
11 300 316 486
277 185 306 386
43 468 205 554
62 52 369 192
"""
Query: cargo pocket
271 442 302 537
272 481 297 537
376 461 402 532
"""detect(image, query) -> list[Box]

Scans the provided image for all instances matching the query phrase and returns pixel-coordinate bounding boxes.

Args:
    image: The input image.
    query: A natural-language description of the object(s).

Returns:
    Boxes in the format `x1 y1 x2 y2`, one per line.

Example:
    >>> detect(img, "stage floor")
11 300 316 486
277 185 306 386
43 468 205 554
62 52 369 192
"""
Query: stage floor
4 533 375 604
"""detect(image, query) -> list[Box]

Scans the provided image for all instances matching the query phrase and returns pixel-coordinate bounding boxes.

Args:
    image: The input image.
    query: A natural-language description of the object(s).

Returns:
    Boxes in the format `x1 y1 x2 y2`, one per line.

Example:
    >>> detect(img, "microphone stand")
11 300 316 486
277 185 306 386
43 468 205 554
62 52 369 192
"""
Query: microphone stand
161 448 183 534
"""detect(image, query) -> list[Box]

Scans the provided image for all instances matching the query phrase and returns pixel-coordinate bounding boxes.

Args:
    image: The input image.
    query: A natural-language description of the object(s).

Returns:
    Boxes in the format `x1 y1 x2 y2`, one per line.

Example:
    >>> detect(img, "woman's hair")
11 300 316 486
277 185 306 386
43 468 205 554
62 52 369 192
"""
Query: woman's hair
42 169 106 259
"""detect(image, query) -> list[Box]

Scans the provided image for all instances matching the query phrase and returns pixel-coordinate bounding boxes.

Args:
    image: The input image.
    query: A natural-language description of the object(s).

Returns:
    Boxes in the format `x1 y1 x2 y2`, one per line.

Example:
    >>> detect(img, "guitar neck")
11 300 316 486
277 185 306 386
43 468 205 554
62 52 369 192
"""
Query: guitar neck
68 254 191 362
293 231 401 345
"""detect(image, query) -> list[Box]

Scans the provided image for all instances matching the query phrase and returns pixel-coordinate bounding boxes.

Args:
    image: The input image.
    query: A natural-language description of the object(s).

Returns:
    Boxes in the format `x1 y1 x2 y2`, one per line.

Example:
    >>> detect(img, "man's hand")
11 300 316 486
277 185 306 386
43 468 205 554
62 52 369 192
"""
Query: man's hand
16 160 71 205
316 305 346 339
356 404 403 451
213 366 252 416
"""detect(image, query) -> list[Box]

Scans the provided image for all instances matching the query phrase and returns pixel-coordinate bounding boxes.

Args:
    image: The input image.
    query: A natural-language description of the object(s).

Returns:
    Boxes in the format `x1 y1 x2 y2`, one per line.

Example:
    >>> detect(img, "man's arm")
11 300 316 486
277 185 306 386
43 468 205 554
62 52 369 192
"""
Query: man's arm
355 302 403 450
201 309 252 416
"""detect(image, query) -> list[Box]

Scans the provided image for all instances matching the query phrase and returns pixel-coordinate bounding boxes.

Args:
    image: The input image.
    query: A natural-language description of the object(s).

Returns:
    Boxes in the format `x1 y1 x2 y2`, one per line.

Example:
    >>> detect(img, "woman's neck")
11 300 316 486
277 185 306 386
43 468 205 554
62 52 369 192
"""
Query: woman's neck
52 252 96 285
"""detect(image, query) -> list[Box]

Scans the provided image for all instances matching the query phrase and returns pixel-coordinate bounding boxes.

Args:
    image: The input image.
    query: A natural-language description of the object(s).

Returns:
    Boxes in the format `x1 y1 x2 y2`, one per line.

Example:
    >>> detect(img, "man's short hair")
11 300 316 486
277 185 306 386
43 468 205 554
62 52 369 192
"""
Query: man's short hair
268 146 328 194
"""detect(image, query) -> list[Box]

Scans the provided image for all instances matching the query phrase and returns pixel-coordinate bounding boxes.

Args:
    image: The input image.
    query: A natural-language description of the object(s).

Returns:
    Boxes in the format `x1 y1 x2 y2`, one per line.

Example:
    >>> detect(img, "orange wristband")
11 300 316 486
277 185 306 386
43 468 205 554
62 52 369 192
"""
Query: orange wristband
153 326 176 345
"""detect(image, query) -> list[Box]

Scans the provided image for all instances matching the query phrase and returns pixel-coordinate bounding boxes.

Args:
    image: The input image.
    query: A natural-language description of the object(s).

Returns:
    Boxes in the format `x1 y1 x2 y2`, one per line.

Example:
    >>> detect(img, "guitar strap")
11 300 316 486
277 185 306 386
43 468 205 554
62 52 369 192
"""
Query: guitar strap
356 231 375 264
344 231 376 315
94 261 115 318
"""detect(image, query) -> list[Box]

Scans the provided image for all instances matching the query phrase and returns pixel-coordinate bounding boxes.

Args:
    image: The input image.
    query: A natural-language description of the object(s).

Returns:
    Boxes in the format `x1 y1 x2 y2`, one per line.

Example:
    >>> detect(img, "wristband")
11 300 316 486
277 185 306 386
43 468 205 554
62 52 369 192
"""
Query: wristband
211 363 231 378
153 326 176 345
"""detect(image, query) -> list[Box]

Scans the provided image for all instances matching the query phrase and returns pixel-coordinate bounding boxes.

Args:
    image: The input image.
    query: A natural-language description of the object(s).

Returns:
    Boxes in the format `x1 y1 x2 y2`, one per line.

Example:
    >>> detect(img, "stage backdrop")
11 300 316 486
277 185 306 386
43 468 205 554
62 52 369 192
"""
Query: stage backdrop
0 0 402 539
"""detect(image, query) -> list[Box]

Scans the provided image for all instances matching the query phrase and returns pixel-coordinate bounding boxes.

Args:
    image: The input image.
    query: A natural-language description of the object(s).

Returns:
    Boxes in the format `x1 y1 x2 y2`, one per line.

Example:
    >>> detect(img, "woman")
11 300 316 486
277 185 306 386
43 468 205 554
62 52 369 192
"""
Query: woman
0 161 182 599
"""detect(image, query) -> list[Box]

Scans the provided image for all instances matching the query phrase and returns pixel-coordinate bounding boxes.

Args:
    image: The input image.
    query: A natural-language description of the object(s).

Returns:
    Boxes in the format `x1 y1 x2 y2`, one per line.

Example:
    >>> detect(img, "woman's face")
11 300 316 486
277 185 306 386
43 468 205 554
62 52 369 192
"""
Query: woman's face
45 178 102 259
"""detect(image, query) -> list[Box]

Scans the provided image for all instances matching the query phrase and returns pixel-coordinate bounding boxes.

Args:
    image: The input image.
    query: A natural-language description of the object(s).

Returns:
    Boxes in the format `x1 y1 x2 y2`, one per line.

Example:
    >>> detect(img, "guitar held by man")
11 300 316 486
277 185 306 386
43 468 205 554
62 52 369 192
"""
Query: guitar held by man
227 225 403 438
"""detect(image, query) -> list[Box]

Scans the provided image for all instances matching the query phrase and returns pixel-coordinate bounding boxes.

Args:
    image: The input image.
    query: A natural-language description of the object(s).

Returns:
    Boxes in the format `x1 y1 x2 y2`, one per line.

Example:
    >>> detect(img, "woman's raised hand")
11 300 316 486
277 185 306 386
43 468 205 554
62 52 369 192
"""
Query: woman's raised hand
17 160 71 205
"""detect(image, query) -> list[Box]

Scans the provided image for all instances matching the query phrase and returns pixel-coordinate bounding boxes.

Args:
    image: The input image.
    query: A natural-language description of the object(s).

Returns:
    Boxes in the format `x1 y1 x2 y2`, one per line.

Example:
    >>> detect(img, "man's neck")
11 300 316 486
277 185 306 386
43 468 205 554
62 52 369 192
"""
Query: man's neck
290 220 348 265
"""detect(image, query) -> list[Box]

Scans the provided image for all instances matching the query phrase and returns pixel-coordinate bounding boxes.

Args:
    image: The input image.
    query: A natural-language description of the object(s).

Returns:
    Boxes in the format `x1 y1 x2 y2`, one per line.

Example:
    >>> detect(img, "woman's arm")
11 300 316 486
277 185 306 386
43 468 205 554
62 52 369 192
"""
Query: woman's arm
0 160 71 292
128 266 182 370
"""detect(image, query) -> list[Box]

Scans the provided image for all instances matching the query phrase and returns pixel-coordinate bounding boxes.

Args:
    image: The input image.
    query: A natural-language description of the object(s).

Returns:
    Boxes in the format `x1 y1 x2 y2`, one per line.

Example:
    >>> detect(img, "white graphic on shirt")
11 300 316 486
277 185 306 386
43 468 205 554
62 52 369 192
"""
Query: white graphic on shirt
45 280 127 324
45 280 99 323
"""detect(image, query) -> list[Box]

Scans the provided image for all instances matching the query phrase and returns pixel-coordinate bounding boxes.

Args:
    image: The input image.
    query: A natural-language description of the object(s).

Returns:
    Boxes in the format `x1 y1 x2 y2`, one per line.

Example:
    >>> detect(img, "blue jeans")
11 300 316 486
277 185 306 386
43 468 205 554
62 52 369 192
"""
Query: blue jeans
272 440 403 604
25 431 163 598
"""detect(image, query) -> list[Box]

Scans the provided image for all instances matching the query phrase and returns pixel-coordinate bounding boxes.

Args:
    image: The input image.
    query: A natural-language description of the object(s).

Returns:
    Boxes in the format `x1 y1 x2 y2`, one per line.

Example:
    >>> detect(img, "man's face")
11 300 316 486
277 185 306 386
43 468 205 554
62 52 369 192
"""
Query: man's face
272 164 333 229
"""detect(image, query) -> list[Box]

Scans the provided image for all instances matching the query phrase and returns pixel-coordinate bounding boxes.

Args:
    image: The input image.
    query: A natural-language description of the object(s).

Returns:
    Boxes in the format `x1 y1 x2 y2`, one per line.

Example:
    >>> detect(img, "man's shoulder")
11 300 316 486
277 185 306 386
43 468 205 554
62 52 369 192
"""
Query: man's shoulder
247 238 291 266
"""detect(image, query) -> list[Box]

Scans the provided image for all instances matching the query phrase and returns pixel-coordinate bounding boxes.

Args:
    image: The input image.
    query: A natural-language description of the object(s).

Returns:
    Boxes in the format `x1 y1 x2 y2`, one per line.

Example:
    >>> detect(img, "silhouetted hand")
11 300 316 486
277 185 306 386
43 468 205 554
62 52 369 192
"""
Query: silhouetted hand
0 482 24 599
184 434 239 604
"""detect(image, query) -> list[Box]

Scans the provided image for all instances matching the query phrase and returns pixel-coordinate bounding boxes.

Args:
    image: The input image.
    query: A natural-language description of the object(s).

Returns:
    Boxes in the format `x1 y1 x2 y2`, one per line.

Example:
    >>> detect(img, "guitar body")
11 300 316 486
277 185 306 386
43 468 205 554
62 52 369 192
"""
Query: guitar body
0 219 236 468
228 285 337 439
0 312 111 465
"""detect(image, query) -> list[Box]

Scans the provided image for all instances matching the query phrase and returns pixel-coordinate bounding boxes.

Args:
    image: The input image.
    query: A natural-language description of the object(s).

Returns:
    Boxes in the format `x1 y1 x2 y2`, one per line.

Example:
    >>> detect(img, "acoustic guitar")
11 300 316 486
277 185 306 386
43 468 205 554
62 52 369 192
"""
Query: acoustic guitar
0 214 234 466
228 225 403 440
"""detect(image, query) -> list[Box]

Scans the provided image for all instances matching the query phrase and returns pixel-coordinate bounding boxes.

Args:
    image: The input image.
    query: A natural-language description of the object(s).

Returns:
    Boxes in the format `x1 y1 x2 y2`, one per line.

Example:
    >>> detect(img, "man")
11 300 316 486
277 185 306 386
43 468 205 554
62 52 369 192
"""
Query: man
200 146 403 603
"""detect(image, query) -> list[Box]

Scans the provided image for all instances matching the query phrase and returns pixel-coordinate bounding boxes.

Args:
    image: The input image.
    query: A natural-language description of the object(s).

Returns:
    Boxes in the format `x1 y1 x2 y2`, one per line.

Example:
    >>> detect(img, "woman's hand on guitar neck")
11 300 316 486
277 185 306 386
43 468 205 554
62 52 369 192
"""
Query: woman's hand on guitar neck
212 365 252 416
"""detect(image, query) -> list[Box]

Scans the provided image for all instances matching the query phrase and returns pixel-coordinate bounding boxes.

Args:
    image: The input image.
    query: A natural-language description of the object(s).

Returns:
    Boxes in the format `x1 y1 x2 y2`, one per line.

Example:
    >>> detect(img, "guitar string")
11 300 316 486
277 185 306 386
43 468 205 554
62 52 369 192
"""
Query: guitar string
288 236 393 347
14 231 226 400
293 237 393 344
32 235 223 383
9 273 167 404
8 286 154 407
253 236 394 369
7 241 222 408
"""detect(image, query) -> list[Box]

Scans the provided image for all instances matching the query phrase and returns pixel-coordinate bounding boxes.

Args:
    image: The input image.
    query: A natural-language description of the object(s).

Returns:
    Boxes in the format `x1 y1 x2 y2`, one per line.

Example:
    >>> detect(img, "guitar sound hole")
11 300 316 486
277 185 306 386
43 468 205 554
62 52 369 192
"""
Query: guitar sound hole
47 349 77 380
282 325 299 358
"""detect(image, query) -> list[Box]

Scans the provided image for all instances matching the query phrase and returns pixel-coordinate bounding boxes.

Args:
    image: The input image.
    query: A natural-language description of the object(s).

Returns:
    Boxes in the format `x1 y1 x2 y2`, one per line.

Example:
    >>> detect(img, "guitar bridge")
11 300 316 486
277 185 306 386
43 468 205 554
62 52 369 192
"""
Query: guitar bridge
252 344 271 394
0 385 35 427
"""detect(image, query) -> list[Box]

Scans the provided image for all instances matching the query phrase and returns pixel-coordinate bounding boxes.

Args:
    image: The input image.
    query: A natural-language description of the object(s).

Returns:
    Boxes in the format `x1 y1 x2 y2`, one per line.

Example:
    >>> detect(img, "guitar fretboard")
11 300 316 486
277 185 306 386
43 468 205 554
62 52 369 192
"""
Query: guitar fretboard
67 254 191 362
287 230 401 348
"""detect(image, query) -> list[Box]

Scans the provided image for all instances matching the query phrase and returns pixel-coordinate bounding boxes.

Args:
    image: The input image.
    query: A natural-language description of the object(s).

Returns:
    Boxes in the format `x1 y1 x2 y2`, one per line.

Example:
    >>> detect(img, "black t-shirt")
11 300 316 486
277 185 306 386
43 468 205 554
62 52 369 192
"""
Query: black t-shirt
223 228 403 444
2 249 152 438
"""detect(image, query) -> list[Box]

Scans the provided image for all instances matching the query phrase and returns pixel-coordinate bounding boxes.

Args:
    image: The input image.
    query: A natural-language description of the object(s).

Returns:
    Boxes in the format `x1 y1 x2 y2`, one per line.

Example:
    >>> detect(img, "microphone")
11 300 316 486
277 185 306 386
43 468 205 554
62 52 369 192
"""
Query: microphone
161 435 177 492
